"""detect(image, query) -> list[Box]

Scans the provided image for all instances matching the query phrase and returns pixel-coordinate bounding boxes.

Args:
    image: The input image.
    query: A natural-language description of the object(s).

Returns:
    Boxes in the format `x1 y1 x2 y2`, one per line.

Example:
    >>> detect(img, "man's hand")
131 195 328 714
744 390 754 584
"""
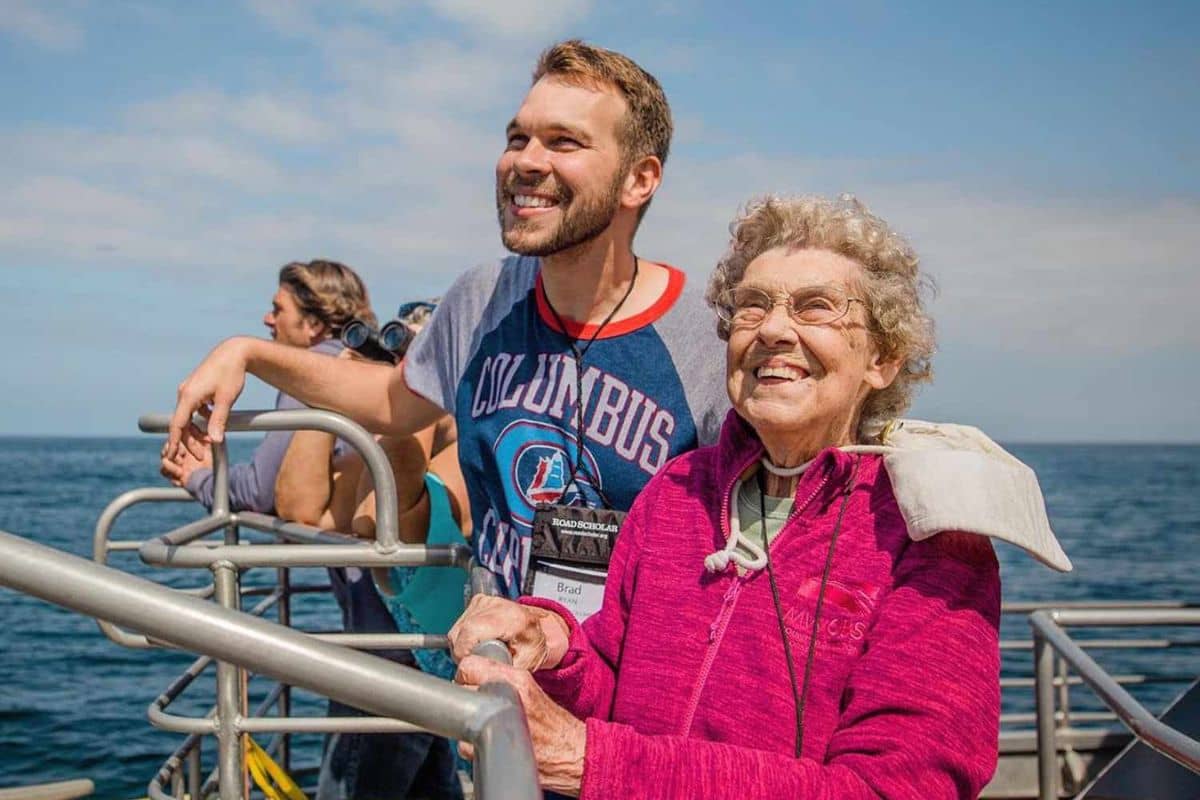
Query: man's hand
167 337 254 460
160 438 213 489
455 655 586 796
448 595 571 672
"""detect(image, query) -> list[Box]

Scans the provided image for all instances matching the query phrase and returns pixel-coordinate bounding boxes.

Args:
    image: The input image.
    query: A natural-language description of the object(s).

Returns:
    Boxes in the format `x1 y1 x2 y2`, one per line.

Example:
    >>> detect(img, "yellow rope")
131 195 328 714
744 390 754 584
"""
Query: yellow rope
244 737 308 800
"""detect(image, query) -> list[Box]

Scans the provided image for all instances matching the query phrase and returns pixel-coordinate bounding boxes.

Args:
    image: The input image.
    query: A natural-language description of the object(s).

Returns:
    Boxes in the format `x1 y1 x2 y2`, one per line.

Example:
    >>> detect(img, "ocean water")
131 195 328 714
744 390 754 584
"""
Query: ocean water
1 437 1198 796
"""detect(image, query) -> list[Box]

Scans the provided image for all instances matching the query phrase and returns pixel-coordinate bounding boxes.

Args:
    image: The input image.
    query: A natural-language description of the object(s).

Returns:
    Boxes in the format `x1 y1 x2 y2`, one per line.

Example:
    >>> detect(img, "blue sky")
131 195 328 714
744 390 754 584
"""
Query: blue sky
1 0 1197 440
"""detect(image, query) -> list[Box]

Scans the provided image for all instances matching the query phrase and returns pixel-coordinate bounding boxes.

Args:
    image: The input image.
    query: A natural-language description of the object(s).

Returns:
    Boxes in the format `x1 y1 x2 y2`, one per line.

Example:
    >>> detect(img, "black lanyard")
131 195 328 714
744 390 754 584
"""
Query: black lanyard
760 455 859 757
540 258 640 508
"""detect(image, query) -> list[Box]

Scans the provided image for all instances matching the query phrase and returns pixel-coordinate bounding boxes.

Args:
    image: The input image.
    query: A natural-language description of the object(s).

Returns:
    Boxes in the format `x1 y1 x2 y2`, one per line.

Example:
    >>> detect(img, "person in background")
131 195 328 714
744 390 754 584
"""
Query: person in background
160 260 371 512
274 300 467 800
447 195 1072 798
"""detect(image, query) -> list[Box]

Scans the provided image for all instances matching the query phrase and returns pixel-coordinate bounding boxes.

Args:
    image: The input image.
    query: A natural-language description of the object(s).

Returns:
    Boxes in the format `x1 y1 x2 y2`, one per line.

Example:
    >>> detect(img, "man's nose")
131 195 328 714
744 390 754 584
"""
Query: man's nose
513 138 550 176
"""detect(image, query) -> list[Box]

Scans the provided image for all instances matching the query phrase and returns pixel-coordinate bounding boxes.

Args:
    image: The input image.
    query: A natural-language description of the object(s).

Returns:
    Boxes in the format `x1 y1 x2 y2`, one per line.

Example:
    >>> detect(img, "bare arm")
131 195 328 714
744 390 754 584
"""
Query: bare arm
168 336 444 458
349 427 435 542
275 430 337 526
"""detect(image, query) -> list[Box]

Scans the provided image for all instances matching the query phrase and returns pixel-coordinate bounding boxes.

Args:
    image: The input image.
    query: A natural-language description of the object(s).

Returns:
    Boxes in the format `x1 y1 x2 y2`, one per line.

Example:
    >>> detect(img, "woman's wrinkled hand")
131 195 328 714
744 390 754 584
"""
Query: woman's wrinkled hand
447 595 570 672
455 654 585 797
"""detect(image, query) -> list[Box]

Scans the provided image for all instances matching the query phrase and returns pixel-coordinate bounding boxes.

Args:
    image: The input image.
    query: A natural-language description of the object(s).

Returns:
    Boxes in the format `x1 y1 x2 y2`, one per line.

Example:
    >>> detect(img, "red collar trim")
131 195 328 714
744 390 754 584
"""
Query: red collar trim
535 263 686 340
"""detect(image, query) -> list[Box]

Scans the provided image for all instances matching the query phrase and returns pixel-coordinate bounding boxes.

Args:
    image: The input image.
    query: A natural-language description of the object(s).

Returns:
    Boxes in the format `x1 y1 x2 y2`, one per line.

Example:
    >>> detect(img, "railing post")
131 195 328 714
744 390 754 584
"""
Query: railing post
276 566 292 773
214 560 243 800
1034 624 1058 800
187 740 202 800
211 441 230 517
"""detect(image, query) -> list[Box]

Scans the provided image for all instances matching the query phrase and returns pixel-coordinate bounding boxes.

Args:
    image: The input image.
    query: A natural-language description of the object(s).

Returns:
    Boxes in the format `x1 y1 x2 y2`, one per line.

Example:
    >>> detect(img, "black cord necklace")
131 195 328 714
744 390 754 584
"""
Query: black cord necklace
759 455 860 757
541 258 640 507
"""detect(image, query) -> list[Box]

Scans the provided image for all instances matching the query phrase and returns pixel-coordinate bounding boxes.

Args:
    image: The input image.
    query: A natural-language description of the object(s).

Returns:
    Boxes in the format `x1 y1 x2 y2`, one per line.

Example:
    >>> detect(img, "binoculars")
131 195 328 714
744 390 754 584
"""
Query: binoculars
340 318 415 364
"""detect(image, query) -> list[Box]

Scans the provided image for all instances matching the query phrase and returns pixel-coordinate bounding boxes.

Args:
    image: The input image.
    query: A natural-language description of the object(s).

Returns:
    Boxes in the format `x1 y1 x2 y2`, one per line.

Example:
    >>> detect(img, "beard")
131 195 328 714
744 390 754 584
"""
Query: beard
496 168 625 257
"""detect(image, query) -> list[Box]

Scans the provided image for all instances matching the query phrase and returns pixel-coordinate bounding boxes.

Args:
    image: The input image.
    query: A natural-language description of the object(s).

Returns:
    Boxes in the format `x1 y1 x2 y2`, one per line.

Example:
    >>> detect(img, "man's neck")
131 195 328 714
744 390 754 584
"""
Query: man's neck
540 235 640 325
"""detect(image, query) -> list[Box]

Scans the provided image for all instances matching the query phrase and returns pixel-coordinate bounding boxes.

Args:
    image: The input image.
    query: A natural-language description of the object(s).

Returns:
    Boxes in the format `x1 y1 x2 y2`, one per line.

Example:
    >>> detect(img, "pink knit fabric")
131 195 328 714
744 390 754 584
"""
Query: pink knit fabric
524 411 1001 799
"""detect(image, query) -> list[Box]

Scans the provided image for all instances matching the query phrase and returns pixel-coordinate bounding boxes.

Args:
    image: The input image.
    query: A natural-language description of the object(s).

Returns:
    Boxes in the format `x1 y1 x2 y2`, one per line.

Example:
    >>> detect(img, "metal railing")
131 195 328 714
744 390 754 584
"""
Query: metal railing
0 529 538 799
1029 607 1200 799
6 408 536 800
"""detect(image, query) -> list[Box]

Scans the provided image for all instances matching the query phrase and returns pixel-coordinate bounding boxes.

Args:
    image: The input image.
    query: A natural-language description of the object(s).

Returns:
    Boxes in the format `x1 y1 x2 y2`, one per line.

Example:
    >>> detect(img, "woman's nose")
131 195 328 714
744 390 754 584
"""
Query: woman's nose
756 302 797 345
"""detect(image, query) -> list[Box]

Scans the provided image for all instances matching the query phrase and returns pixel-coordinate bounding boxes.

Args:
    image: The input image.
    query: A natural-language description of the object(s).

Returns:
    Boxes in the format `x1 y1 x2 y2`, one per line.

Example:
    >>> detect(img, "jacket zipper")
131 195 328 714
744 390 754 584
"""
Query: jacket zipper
679 450 844 737
679 578 742 736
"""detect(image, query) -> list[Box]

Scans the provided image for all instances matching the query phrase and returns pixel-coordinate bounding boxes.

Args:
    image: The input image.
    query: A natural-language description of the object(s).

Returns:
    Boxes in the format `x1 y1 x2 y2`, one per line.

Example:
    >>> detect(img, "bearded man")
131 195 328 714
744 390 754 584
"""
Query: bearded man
167 40 728 598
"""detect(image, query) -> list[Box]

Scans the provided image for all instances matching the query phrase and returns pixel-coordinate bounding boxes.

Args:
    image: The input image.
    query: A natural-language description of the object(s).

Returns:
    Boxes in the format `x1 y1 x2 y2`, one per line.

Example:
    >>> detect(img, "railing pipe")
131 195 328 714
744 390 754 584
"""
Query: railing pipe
140 540 467 569
139 409 400 549
1042 607 1200 627
211 441 230 517
213 560 243 800
1030 609 1200 790
276 564 292 773
92 486 208 648
0 529 538 798
187 742 201 800
1033 628 1058 800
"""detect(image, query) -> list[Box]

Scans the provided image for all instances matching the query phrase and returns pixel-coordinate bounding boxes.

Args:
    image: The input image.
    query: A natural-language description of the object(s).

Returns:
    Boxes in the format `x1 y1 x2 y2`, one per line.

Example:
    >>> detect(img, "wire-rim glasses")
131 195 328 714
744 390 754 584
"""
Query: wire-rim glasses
715 284 864 327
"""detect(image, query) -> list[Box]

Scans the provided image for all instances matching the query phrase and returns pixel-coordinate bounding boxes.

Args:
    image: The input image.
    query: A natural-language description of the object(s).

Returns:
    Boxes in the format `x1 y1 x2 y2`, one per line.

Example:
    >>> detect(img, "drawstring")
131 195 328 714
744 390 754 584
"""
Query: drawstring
704 456 815 573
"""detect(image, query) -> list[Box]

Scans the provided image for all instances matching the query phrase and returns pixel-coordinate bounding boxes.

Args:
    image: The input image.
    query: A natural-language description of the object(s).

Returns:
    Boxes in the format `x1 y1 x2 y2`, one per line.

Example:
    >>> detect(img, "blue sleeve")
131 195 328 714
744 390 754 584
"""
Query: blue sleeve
184 390 301 513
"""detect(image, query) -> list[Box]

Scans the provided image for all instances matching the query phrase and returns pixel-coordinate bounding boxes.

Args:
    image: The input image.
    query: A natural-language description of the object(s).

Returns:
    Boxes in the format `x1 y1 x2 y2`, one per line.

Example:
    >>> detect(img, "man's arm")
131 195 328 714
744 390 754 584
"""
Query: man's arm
275 430 338 526
168 337 444 458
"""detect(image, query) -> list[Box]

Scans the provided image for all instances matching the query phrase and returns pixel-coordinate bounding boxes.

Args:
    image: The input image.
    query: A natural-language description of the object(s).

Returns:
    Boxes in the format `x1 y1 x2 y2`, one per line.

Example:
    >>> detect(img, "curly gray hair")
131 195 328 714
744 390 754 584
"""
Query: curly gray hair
705 194 936 439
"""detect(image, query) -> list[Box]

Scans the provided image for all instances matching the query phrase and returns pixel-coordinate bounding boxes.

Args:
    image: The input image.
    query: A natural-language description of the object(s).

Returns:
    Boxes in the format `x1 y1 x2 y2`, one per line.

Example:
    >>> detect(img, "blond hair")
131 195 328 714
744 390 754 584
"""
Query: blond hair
278 260 376 332
706 195 935 438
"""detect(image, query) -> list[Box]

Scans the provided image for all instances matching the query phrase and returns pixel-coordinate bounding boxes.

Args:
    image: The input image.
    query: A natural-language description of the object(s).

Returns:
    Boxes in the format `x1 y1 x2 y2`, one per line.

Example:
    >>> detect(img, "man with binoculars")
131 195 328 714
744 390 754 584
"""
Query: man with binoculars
160 259 371 513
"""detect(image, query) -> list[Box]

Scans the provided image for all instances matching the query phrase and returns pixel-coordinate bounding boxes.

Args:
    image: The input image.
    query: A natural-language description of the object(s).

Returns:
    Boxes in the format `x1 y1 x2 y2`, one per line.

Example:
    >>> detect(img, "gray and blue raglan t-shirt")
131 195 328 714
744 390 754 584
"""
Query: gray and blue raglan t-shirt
404 255 729 596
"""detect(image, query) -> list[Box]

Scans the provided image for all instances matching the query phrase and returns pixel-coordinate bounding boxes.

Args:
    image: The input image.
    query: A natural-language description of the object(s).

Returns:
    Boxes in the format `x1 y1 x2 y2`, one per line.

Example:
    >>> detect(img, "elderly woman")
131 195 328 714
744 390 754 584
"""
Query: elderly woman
450 195 1007 799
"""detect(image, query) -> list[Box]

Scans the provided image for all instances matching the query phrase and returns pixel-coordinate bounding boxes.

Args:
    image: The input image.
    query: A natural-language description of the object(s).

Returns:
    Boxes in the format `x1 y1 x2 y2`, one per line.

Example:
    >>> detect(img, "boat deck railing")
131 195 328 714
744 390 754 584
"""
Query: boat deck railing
1026 606 1200 799
2 408 539 800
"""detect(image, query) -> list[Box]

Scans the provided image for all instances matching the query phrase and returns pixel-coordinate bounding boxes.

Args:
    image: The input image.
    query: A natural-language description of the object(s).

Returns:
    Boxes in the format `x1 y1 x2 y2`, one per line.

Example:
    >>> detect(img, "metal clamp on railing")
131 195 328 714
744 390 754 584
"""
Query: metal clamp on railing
1030 607 1200 800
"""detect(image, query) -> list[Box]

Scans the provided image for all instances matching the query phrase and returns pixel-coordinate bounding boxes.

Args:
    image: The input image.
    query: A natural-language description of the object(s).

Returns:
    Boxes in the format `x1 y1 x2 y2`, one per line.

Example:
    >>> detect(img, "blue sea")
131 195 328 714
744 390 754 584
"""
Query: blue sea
1 437 1198 796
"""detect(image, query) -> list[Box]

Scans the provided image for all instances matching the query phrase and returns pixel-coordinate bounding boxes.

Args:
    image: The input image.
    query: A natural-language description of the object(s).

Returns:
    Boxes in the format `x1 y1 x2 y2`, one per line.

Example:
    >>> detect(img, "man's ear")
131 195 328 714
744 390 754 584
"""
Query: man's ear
621 154 663 213
304 317 328 345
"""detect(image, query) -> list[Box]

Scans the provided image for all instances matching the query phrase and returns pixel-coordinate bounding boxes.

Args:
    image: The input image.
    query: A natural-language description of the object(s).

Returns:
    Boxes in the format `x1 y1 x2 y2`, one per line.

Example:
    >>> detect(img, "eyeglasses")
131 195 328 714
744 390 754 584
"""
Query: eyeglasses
715 284 863 327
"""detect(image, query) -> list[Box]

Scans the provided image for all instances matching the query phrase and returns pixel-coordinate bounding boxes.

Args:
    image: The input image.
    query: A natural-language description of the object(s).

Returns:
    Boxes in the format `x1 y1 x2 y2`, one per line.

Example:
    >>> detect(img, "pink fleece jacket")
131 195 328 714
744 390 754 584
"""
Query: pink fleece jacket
524 412 1002 799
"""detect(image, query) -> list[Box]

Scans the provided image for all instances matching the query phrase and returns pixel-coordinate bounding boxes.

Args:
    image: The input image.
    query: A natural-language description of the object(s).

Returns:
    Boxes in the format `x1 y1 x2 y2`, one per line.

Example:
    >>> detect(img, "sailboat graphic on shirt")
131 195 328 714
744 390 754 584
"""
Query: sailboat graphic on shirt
528 451 570 504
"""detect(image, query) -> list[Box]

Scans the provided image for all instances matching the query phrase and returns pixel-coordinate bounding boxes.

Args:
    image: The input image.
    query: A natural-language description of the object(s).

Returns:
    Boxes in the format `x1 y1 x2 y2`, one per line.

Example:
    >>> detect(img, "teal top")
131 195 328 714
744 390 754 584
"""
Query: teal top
384 472 468 679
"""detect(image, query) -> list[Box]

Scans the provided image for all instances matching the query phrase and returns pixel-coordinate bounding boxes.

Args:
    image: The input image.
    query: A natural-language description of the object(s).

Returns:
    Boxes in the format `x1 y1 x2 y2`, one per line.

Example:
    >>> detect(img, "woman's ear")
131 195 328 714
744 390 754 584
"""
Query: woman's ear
864 351 902 390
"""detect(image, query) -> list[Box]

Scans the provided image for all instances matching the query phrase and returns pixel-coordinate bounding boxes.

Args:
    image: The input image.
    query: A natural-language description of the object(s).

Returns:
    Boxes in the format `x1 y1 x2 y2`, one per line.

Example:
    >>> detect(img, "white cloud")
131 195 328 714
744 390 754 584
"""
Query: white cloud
128 89 333 146
0 0 84 50
426 0 592 39
640 154 1200 355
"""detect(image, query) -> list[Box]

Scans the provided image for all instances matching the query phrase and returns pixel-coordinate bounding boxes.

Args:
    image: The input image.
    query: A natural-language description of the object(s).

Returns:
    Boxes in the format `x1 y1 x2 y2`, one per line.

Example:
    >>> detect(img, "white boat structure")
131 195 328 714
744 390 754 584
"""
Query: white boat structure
0 408 1197 799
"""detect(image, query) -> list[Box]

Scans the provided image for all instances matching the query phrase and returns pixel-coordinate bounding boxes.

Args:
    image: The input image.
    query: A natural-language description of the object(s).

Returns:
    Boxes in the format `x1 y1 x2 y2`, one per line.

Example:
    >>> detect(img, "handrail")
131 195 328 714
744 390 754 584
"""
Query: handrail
138 409 401 549
0 529 539 800
92 486 206 648
1030 607 1200 800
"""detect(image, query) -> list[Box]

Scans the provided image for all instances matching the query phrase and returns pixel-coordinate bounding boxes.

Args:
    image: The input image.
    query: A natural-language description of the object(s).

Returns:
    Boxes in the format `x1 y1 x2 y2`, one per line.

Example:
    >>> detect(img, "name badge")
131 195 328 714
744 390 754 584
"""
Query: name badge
528 562 608 621
523 502 626 621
